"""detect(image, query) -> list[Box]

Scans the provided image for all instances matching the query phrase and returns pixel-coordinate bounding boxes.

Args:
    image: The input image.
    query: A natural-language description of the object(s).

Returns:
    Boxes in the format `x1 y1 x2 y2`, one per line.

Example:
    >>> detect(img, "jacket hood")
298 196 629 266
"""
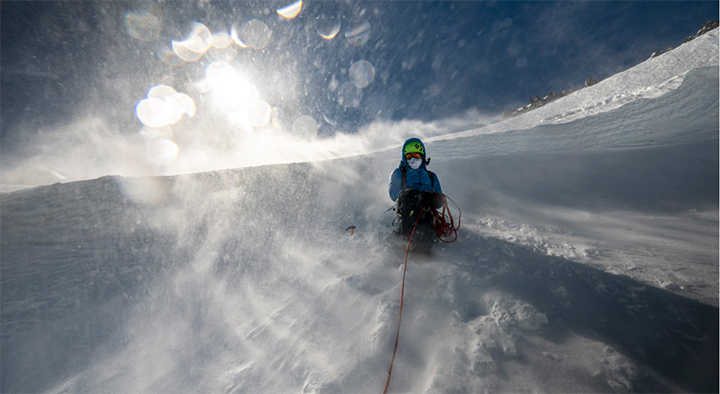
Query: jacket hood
401 138 426 168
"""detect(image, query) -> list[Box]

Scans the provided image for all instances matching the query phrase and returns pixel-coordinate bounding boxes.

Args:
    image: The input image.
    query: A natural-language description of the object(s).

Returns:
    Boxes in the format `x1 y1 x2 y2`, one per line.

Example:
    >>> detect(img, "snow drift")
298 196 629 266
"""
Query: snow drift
1 30 718 393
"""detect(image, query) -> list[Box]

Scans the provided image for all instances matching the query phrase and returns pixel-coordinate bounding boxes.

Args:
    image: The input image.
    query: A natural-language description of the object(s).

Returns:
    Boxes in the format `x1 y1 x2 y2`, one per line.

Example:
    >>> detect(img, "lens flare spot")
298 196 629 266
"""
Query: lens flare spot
172 22 212 62
136 98 172 128
345 20 371 46
241 19 272 50
205 62 259 112
136 85 195 127
292 116 318 139
271 107 284 129
147 85 177 99
337 82 363 108
174 93 196 117
349 60 375 88
277 0 303 19
125 9 161 42
315 17 341 39
156 45 185 66
187 22 212 52
172 40 203 62
208 32 238 62
323 114 337 126
231 25 249 48
211 32 232 49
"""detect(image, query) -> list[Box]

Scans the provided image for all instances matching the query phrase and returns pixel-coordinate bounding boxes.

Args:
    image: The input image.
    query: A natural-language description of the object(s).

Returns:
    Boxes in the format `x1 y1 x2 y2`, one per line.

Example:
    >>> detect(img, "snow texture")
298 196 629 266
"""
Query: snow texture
1 30 718 394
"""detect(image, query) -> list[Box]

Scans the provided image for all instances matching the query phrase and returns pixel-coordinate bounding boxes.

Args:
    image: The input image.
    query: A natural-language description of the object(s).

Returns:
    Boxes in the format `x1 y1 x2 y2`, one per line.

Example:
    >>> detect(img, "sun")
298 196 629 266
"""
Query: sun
203 62 259 114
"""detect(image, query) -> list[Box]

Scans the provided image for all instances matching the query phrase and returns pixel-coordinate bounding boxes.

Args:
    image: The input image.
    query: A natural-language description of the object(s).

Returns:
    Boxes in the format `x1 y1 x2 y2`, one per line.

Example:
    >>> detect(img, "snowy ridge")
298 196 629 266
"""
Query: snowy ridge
442 30 718 144
1 29 718 394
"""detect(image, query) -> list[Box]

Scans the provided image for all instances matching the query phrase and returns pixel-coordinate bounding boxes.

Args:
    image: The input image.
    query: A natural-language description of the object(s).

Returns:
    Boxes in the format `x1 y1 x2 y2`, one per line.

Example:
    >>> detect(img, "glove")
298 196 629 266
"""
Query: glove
420 191 435 208
433 192 444 209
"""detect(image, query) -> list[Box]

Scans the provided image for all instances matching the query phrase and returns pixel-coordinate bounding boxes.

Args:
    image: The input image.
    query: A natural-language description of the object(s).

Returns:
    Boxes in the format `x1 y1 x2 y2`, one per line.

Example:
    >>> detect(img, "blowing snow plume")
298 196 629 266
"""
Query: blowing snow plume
0 103 496 192
2 15 718 394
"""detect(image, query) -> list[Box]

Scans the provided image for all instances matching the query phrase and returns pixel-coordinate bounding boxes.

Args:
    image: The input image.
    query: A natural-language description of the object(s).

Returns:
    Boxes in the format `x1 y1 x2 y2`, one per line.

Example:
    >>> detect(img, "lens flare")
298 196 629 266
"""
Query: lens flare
172 22 212 62
241 19 272 50
323 114 337 126
292 116 318 139
147 85 177 100
125 9 161 42
315 17 341 39
277 0 303 19
136 98 173 128
156 45 185 67
174 93 196 117
337 82 363 108
231 25 249 48
208 32 238 62
345 20 371 46
211 32 232 48
186 22 212 52
172 40 203 62
349 60 375 88
136 85 195 127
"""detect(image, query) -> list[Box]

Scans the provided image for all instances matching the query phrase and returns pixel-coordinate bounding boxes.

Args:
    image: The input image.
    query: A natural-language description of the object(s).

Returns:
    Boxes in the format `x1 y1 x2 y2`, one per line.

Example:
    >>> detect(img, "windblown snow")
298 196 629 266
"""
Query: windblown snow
1 30 718 393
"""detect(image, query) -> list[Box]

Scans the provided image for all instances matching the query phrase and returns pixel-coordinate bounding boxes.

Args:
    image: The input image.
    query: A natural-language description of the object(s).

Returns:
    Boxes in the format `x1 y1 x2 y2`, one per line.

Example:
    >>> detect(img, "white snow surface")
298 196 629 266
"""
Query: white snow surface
1 30 718 393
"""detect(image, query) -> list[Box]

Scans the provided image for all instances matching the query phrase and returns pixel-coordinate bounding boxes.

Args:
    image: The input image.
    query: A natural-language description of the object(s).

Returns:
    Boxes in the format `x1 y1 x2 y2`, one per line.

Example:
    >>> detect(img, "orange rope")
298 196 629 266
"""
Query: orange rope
431 193 461 243
383 192 460 393
382 216 421 394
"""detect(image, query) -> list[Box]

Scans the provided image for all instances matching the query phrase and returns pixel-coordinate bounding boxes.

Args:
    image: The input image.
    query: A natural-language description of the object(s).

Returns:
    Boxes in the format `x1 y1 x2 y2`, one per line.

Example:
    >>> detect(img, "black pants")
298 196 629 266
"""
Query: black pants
394 190 437 253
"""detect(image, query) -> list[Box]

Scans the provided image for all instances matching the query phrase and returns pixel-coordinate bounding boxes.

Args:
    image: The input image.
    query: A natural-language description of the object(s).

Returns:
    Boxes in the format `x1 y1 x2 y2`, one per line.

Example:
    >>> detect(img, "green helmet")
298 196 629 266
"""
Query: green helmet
402 138 425 162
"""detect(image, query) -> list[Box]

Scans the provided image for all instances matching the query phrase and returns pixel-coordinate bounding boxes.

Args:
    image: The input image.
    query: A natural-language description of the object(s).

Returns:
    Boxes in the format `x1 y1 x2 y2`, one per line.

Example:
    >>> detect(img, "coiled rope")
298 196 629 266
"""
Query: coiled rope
431 193 461 243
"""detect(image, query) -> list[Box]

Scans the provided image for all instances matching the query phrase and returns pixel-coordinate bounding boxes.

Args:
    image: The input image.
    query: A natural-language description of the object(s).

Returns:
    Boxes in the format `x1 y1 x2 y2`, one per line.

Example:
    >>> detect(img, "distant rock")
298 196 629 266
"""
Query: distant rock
562 86 582 96
651 47 675 58
504 20 719 119
502 85 587 119
652 20 718 58
584 78 600 88
685 20 719 42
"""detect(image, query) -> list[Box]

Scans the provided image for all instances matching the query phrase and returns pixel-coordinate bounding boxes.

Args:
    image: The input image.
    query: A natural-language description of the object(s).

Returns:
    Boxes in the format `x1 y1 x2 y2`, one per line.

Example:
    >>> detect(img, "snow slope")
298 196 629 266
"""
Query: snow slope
1 30 718 393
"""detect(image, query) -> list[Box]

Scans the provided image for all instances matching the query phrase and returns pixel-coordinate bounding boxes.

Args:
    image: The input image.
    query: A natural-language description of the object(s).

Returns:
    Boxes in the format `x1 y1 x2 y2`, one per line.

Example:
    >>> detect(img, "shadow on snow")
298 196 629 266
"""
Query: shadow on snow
446 230 718 393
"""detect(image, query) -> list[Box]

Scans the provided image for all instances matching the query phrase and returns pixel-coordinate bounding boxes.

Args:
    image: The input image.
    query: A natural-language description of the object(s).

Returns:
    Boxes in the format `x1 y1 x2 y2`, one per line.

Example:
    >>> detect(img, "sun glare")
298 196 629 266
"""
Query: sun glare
126 3 385 170
200 62 274 128
204 62 259 113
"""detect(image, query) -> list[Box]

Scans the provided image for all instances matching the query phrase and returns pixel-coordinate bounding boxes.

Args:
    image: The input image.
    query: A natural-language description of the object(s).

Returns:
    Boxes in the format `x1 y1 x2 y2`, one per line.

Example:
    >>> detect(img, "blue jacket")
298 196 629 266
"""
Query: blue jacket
388 138 443 201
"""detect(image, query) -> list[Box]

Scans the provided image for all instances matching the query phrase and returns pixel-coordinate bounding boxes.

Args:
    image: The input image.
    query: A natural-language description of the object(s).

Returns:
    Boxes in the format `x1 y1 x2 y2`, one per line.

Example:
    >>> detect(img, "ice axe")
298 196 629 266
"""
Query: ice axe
345 225 356 236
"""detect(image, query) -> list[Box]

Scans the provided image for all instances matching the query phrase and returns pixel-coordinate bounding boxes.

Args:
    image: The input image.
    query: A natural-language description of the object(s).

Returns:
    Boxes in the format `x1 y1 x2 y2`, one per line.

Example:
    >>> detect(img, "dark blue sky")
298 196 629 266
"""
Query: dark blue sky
1 1 717 156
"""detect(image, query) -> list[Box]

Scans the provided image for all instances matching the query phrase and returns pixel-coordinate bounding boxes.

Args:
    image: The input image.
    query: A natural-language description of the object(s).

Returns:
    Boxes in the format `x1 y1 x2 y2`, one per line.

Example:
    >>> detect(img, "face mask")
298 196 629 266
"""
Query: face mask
408 157 422 170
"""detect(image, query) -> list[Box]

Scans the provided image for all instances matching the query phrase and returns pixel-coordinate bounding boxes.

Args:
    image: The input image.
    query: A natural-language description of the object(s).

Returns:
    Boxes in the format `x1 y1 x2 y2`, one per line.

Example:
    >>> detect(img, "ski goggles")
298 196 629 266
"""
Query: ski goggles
405 152 422 160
